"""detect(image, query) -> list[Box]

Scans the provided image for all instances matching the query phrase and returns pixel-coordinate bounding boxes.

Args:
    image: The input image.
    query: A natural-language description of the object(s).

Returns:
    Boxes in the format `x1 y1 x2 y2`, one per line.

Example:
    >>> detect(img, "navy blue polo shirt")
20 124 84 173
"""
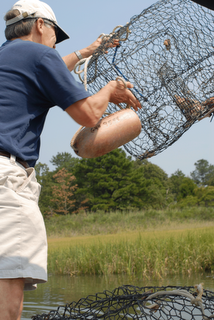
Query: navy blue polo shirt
0 39 90 167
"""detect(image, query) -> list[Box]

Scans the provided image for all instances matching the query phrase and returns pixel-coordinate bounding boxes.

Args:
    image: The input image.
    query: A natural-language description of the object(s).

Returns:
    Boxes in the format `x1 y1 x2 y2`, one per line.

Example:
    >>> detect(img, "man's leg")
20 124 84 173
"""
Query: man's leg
0 278 24 320
17 295 24 320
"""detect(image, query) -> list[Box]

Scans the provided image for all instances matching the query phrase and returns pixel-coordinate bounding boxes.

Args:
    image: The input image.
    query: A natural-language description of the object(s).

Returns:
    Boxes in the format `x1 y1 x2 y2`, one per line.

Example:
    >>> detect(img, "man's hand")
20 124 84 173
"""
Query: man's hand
108 80 142 111
86 36 120 56
63 36 120 72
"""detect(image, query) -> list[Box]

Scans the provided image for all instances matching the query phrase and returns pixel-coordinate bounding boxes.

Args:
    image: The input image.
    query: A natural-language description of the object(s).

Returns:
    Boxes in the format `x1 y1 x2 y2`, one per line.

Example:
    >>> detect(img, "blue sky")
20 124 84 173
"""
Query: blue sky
1 0 214 176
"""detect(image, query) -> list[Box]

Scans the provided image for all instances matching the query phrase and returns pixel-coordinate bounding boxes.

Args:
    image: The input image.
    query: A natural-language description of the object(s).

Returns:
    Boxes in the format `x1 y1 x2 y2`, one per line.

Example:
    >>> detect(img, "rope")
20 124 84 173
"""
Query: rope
74 25 130 91
74 56 92 91
144 283 214 320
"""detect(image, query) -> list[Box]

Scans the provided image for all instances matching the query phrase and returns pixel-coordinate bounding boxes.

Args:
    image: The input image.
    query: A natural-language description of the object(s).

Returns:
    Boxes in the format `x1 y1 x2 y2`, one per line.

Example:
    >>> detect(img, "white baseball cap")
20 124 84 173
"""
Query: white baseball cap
5 0 69 44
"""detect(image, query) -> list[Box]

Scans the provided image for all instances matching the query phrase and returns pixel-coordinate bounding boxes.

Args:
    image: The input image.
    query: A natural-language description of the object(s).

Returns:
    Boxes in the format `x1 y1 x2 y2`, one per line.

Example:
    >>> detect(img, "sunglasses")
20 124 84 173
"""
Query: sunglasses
43 19 58 37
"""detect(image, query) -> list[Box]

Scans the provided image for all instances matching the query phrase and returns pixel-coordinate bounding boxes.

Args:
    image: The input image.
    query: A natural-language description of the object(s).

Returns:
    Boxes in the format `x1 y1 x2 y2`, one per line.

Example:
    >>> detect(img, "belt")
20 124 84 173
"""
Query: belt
0 151 29 169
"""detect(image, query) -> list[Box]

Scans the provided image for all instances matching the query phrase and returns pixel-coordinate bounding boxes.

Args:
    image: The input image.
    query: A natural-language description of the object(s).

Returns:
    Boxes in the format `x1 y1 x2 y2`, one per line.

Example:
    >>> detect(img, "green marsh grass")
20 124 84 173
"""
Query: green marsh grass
48 226 214 278
45 207 214 238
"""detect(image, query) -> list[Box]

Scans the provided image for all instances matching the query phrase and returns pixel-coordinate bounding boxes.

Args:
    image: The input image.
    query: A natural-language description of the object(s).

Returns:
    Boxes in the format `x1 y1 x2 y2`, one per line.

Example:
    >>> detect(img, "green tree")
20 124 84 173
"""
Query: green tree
35 162 55 215
169 169 186 201
35 162 50 184
176 195 198 208
206 166 214 186
196 186 214 206
139 160 171 207
50 152 79 171
141 161 168 181
73 149 148 211
73 149 171 211
177 177 197 201
190 159 214 186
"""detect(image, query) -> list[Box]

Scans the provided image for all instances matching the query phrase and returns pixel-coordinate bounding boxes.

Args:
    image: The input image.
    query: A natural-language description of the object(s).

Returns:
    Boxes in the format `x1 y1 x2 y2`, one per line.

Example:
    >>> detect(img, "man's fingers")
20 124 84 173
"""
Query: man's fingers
126 82 134 89
132 100 142 110
125 82 141 110
111 79 141 110
127 94 142 110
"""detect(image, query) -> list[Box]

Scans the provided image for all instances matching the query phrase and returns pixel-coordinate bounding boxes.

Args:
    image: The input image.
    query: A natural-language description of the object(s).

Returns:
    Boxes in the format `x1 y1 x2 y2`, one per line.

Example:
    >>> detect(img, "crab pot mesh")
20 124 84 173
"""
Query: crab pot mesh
32 285 214 319
81 0 214 160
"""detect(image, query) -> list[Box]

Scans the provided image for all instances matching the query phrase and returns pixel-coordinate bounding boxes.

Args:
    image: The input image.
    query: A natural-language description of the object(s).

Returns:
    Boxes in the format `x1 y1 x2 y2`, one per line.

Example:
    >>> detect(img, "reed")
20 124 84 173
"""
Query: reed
45 207 214 238
48 226 214 278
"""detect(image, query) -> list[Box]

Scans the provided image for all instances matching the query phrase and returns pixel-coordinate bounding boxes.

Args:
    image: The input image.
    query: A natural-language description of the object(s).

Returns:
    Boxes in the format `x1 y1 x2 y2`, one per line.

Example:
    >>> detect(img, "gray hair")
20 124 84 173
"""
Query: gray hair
4 9 36 40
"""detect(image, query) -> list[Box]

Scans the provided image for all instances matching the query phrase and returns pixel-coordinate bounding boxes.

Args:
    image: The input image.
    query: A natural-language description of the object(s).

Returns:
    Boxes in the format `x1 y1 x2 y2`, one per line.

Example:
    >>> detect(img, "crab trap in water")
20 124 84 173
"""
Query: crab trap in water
32 284 214 319
74 0 214 160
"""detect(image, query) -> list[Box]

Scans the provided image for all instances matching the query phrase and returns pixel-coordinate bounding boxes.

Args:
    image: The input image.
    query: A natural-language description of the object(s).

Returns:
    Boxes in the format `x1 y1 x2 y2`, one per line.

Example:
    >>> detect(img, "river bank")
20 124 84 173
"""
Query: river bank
47 208 214 278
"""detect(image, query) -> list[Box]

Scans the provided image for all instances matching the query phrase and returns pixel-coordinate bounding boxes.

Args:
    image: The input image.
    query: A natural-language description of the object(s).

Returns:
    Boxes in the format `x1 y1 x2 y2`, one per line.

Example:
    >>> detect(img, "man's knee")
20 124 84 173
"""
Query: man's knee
0 278 24 320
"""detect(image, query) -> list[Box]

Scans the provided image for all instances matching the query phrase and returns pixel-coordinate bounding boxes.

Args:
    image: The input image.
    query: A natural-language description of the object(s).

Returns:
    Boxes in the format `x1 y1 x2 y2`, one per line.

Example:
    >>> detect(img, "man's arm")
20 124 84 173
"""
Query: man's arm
65 80 141 127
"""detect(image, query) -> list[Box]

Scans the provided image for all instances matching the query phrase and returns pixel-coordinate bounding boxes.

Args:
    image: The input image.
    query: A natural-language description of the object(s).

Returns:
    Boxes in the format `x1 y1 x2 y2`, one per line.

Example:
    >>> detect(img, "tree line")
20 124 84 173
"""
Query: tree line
35 149 214 217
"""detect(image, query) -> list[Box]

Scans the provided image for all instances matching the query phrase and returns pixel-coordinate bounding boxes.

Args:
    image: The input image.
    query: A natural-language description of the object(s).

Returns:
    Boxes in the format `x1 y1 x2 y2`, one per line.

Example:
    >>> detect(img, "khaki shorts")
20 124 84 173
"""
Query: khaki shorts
0 155 47 290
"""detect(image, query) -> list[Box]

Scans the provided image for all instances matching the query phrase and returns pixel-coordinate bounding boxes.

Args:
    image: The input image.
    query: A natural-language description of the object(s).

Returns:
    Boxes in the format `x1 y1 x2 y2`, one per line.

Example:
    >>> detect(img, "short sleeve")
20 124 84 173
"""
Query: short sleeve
35 49 91 110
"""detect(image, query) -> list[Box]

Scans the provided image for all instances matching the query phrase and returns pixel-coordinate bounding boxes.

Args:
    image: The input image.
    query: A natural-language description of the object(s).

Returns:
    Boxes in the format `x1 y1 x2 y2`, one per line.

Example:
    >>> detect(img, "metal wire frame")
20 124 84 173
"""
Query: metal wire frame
81 0 214 160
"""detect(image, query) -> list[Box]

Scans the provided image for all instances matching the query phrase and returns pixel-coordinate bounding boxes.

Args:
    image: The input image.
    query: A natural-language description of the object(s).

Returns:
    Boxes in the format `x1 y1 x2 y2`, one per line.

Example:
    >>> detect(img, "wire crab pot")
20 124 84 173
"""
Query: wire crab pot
75 0 214 160
32 284 214 319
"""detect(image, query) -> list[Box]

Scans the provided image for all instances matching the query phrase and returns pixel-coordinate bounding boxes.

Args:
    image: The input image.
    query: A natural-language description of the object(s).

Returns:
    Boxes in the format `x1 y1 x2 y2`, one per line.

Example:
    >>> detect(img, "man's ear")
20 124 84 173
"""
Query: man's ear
35 18 45 36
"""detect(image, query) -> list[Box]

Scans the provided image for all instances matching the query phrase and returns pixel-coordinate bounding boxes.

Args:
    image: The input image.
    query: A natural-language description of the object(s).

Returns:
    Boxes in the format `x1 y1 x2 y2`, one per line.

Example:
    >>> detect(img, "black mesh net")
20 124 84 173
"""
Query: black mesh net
77 0 214 160
32 285 214 319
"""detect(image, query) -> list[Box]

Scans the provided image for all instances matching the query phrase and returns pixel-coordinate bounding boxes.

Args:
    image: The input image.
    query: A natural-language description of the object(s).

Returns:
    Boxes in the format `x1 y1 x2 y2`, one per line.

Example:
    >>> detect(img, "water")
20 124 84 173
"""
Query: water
22 273 214 319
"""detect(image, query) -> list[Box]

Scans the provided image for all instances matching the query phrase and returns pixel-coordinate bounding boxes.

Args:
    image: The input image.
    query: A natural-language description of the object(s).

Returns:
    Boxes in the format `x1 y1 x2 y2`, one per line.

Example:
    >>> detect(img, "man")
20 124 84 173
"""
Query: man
0 1 141 319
